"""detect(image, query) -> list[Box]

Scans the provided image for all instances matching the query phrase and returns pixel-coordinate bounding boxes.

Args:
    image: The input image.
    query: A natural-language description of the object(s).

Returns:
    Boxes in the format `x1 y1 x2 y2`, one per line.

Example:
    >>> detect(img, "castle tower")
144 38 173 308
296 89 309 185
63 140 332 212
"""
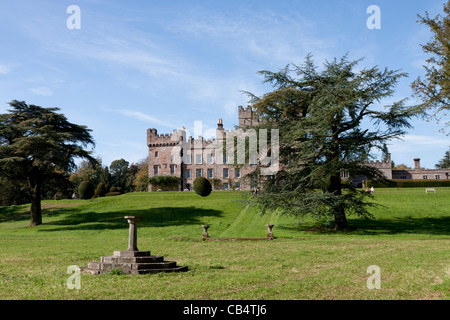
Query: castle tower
238 105 253 127
147 128 185 191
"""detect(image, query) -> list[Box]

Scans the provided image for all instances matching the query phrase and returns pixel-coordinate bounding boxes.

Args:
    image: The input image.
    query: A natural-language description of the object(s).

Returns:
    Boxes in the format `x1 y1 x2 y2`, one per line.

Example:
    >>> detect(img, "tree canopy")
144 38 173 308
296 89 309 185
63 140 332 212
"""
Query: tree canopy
242 55 421 230
412 1 450 133
0 100 95 226
435 148 450 169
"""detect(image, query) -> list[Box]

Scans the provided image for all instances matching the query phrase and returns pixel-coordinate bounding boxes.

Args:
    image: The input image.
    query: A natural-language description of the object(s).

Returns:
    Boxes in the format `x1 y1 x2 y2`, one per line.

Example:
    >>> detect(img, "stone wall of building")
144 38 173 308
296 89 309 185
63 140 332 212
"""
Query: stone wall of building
391 158 450 180
147 106 259 191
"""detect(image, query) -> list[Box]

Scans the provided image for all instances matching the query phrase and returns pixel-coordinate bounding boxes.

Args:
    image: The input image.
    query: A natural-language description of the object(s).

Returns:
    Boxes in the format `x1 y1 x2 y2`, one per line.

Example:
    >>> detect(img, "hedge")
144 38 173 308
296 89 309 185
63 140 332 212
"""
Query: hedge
105 192 121 197
148 176 180 191
366 179 450 188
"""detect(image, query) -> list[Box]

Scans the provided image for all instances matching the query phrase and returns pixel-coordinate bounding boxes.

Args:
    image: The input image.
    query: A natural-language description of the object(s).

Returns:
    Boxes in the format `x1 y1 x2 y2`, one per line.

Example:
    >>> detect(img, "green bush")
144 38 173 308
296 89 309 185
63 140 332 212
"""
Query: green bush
193 177 212 197
105 192 121 197
93 183 107 198
209 178 223 190
78 181 95 199
109 186 122 193
148 176 180 191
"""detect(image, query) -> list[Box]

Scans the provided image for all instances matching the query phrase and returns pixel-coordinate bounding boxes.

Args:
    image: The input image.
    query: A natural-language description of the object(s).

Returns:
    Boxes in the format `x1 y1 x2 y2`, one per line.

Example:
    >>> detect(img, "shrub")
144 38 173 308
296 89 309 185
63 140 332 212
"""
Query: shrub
54 192 69 200
209 178 223 190
78 181 95 199
109 186 122 194
148 176 180 191
193 177 212 197
105 192 121 197
93 183 107 198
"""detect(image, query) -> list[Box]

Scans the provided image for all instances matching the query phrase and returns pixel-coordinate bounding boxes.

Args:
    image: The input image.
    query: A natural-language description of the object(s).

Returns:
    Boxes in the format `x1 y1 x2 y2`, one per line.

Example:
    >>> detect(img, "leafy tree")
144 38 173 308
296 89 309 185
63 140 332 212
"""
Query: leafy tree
132 158 149 192
99 166 111 191
110 158 129 192
126 162 140 192
0 100 94 226
411 1 450 133
435 148 450 168
69 158 103 190
242 55 421 230
393 163 412 170
381 143 391 162
0 177 29 206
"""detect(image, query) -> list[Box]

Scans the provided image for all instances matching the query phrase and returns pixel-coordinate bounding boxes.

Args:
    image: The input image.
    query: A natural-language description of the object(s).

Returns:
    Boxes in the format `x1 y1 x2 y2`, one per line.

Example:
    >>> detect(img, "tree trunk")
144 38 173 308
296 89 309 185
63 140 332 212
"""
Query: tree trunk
27 170 42 227
334 207 348 230
328 130 348 230
329 174 349 230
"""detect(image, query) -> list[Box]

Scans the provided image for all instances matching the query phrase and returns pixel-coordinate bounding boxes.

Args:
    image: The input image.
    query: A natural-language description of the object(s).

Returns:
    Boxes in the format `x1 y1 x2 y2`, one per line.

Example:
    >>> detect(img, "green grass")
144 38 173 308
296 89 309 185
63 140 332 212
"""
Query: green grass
0 188 449 300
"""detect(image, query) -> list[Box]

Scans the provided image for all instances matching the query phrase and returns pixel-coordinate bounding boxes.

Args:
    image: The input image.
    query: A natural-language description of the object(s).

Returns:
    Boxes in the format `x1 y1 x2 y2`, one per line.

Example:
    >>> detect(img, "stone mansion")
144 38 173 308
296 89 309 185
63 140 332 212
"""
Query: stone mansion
147 106 450 191
147 106 259 191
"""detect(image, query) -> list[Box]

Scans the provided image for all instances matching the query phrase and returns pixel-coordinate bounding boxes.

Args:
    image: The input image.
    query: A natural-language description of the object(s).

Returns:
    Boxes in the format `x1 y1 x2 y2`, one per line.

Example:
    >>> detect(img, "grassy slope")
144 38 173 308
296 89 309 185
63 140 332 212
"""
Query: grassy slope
0 188 449 299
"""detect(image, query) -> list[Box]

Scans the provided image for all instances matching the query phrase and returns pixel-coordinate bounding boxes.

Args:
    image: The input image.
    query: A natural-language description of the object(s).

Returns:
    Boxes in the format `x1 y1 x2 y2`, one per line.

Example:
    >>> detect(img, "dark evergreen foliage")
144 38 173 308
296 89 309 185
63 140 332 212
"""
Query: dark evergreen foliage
241 55 421 229
193 177 212 197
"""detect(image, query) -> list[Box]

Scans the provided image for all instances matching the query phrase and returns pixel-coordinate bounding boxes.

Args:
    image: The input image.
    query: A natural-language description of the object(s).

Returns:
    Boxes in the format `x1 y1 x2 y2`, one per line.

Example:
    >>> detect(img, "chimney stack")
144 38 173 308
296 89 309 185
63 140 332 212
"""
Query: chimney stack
216 118 224 141
413 158 421 170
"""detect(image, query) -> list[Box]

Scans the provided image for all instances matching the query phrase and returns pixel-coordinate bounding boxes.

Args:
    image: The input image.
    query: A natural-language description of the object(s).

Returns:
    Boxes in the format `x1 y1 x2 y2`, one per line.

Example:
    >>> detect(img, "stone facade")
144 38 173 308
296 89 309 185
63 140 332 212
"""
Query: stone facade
350 155 393 187
391 158 450 180
147 106 258 191
352 156 450 187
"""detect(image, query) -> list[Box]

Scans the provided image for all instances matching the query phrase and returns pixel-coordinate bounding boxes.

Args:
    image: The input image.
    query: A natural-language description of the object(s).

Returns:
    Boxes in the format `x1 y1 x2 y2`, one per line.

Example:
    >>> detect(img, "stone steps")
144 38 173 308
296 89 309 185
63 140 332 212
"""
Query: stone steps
82 250 188 275
81 217 188 275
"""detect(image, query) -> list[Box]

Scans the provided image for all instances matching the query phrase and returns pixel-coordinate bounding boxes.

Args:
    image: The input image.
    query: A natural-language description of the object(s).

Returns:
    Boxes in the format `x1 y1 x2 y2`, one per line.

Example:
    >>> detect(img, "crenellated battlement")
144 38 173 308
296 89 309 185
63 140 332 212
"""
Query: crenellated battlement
365 159 391 168
364 153 392 169
147 128 186 147
238 105 252 115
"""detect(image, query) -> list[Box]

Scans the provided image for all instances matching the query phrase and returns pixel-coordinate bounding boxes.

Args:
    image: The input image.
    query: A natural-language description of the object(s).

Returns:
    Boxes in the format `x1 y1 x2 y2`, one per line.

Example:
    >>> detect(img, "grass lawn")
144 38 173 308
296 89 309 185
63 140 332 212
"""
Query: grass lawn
0 188 449 300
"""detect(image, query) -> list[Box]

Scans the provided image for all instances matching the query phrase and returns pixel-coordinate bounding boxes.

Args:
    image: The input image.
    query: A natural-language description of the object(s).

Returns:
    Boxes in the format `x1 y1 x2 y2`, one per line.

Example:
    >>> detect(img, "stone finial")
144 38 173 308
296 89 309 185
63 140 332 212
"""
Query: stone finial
266 224 274 239
201 225 210 240
125 216 141 251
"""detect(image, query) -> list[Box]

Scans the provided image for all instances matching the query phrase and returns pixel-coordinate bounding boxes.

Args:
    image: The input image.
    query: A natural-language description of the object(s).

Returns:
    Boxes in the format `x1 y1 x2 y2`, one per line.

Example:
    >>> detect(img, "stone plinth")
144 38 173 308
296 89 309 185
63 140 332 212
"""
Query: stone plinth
124 216 141 251
81 217 188 275
266 224 274 239
201 225 210 240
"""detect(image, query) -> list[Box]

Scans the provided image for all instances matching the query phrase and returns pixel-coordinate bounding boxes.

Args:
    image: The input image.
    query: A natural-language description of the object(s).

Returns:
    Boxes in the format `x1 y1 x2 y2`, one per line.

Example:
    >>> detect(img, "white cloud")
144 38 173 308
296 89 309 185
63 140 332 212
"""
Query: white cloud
0 65 9 74
115 109 179 129
388 134 450 153
402 134 449 146
165 8 337 66
30 86 53 96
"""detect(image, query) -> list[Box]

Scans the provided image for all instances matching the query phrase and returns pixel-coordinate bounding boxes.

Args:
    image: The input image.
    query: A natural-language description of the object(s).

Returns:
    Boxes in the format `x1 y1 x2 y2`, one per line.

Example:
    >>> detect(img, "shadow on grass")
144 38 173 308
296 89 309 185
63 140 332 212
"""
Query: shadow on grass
0 201 83 223
39 206 223 232
279 216 450 236
0 205 30 222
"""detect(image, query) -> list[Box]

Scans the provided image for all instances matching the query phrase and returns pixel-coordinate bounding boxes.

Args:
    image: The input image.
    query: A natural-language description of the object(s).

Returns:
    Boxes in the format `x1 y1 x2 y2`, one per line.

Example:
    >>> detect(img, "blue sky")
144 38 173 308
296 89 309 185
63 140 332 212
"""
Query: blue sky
0 0 449 169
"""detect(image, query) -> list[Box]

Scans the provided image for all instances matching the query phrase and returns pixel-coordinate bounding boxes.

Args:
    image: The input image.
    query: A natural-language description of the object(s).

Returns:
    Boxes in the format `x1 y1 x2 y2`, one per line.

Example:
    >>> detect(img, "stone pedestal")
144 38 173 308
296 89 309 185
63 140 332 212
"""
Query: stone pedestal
266 224 274 239
81 216 188 275
201 225 210 240
125 216 141 251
